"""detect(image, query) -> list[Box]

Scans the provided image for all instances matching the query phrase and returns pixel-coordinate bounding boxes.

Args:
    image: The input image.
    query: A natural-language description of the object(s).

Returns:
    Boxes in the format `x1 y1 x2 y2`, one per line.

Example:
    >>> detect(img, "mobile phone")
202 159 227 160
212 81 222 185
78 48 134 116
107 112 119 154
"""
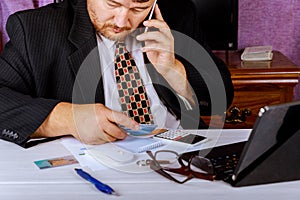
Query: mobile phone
144 0 158 33
154 130 208 146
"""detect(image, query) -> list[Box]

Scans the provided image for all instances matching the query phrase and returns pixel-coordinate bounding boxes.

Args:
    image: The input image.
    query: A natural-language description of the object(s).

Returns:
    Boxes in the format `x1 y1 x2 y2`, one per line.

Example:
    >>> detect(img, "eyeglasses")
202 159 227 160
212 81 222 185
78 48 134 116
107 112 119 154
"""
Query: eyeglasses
146 150 215 184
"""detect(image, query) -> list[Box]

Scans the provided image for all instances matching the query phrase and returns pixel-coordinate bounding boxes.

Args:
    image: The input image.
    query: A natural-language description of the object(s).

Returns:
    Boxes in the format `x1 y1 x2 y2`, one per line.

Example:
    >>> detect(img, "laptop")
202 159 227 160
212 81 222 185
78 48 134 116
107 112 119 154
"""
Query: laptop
181 101 300 187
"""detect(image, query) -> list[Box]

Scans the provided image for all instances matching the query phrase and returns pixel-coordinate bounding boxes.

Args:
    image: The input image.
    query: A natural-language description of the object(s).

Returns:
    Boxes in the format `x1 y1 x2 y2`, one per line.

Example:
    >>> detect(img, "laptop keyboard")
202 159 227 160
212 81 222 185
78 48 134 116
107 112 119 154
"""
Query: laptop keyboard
210 153 240 181
181 141 246 182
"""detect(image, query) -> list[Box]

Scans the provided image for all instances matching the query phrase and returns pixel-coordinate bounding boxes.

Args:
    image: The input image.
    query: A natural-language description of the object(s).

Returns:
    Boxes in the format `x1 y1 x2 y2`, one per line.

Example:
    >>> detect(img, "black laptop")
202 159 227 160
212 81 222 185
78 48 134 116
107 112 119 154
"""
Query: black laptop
182 101 300 187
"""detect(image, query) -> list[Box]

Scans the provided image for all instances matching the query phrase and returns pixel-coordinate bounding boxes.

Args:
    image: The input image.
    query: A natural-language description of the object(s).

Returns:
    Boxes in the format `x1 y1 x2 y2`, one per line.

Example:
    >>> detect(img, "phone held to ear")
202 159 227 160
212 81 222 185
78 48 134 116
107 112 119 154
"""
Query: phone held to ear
144 0 157 33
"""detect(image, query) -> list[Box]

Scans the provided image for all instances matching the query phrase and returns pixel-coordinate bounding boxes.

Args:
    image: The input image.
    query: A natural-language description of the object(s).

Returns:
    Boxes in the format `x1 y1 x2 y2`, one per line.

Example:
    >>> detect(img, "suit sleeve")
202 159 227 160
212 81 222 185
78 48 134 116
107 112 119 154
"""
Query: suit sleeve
0 14 60 147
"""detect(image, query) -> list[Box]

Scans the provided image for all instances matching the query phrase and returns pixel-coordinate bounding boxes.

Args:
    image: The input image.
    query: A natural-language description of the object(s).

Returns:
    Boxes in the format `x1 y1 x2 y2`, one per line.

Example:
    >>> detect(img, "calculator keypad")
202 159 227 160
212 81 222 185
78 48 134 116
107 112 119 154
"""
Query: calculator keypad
155 130 188 140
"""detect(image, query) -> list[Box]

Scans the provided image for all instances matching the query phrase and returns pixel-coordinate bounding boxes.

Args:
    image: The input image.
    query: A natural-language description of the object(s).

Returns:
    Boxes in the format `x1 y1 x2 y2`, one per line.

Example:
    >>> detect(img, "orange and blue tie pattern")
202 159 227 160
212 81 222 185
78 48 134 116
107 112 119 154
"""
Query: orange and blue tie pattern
114 42 153 124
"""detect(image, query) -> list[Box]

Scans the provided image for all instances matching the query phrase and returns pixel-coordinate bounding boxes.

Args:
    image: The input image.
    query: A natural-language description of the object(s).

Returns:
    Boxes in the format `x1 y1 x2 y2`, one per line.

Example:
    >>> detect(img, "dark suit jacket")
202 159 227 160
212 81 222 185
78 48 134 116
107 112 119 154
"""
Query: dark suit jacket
0 0 233 147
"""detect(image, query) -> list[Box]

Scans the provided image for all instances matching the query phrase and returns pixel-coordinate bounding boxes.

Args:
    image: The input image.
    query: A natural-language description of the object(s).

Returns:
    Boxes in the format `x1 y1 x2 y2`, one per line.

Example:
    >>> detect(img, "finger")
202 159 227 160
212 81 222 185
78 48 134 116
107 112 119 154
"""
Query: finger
143 20 170 36
86 133 117 144
81 138 107 145
101 122 127 140
107 110 139 130
154 4 164 21
101 128 122 142
141 45 171 54
74 131 111 145
137 31 170 45
142 40 172 53
143 37 174 53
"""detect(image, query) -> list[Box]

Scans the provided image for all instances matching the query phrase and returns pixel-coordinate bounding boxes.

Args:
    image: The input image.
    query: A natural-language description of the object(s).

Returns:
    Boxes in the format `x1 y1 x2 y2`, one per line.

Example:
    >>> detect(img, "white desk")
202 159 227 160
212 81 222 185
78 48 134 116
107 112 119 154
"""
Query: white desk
0 129 299 200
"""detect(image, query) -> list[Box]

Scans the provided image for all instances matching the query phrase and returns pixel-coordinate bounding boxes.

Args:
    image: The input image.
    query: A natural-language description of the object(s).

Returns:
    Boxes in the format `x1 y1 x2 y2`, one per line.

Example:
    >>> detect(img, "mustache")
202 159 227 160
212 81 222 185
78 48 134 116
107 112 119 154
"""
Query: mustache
102 23 131 31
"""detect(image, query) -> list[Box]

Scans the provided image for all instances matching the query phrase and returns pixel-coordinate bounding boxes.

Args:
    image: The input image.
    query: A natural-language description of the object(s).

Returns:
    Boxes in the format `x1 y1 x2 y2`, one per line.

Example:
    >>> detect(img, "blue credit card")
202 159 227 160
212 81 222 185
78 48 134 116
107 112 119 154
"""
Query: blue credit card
119 124 158 136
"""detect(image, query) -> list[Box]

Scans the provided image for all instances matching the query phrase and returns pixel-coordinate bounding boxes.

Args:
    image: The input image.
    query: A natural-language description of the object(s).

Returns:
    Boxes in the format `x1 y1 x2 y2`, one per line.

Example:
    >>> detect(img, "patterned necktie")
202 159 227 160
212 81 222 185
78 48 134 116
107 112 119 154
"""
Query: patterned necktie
114 42 153 124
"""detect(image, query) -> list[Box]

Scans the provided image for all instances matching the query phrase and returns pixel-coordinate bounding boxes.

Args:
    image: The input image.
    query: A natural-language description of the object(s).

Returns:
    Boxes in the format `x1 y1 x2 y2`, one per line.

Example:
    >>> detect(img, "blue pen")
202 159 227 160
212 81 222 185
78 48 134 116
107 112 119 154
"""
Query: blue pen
75 168 118 196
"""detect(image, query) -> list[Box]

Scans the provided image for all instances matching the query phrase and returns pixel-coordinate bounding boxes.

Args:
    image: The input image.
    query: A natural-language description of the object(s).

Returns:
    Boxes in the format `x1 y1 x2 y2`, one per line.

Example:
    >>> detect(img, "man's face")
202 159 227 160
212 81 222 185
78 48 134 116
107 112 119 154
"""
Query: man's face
87 0 154 41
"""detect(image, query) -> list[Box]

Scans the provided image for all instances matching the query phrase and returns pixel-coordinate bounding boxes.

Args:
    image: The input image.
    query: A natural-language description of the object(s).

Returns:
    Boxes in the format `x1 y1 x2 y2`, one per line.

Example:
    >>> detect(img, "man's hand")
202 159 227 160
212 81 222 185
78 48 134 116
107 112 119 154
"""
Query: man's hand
32 102 139 144
136 5 195 105
137 5 175 75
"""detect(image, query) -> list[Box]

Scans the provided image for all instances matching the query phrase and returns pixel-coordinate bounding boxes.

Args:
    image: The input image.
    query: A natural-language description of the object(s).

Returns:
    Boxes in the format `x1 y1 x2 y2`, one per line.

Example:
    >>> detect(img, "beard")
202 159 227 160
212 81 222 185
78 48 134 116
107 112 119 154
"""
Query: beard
87 5 136 41
95 22 132 41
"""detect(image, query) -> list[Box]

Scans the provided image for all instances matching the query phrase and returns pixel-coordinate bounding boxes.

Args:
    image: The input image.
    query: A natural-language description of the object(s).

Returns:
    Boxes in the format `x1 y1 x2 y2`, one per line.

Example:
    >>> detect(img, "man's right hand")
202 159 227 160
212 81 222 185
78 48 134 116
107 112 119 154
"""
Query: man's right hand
32 102 139 144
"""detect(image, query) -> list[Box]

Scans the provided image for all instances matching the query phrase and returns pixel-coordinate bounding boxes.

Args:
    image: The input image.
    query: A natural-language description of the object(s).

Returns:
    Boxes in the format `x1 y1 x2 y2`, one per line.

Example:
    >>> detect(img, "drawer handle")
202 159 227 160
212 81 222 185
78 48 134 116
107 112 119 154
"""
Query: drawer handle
225 106 252 124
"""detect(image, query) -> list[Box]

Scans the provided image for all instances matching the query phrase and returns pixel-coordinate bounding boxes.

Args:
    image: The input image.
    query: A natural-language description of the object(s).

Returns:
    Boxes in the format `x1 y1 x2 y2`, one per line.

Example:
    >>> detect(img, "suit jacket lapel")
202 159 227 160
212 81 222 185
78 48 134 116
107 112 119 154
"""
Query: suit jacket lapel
67 0 96 74
67 0 105 103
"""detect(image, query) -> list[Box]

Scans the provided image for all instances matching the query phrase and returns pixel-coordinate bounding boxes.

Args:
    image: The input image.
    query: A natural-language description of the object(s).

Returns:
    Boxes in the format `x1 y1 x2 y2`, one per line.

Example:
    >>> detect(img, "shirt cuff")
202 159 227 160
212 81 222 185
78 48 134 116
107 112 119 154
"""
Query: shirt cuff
176 93 193 111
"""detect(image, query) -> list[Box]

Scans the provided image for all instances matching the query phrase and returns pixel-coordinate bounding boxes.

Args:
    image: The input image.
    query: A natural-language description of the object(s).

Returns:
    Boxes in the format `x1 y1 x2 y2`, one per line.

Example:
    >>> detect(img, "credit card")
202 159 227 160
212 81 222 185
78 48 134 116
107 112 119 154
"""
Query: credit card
34 155 78 169
119 124 158 137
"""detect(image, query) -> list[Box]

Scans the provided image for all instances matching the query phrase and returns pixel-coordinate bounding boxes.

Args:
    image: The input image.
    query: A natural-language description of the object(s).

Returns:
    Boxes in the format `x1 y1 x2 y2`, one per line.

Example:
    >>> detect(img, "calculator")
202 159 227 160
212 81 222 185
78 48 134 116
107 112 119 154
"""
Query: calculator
154 130 207 146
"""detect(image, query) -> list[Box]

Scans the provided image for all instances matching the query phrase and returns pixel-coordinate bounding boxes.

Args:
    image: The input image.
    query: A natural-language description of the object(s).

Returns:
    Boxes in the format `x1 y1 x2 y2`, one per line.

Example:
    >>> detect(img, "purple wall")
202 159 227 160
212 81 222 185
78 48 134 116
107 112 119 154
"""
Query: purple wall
0 0 53 48
238 0 300 67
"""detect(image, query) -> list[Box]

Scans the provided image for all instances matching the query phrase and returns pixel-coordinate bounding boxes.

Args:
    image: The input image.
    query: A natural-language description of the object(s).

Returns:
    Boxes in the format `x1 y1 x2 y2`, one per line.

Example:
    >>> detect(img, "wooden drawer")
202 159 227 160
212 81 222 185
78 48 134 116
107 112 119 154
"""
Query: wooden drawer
226 85 285 128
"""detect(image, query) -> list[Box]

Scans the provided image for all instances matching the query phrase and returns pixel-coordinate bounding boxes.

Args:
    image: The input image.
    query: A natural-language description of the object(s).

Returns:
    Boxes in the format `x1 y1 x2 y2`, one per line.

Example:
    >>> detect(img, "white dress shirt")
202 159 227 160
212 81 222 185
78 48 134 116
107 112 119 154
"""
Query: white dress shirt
96 34 180 129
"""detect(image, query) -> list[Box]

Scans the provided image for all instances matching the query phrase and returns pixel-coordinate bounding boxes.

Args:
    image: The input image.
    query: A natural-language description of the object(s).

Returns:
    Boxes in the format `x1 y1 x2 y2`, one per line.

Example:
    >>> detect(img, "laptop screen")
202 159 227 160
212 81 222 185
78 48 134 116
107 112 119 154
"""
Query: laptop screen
234 101 300 179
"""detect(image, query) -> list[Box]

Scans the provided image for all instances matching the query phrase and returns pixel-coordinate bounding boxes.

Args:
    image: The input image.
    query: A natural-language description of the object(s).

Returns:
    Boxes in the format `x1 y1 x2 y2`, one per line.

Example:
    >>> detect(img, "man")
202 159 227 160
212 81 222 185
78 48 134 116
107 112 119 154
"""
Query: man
0 0 233 147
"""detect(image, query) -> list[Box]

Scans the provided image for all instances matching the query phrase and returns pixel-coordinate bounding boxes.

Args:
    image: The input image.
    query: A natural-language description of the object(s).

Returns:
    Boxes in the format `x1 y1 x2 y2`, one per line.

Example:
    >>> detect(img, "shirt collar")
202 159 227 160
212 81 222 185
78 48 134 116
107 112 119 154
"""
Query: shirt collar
97 34 115 50
97 30 142 52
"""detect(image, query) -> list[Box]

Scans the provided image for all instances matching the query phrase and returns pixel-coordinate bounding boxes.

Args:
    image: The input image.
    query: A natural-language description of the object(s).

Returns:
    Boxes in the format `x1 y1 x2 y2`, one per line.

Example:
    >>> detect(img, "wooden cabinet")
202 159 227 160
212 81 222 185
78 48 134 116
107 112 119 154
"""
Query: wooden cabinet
203 50 300 129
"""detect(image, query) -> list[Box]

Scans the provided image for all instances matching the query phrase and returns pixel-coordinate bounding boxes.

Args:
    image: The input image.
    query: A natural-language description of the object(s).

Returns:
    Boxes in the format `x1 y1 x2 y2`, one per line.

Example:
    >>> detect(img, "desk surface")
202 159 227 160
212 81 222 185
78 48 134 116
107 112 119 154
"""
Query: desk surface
0 129 299 200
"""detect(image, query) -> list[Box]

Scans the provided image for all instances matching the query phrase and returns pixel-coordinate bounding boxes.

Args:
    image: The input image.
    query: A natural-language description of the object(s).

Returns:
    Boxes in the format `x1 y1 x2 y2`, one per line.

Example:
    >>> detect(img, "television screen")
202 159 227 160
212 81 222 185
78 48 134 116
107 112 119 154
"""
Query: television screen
158 0 238 51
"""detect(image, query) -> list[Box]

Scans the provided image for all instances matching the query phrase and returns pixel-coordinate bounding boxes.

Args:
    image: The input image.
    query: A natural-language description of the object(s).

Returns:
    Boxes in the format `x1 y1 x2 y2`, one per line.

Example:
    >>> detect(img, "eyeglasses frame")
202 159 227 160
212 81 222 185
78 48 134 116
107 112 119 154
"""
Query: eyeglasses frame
146 150 215 184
